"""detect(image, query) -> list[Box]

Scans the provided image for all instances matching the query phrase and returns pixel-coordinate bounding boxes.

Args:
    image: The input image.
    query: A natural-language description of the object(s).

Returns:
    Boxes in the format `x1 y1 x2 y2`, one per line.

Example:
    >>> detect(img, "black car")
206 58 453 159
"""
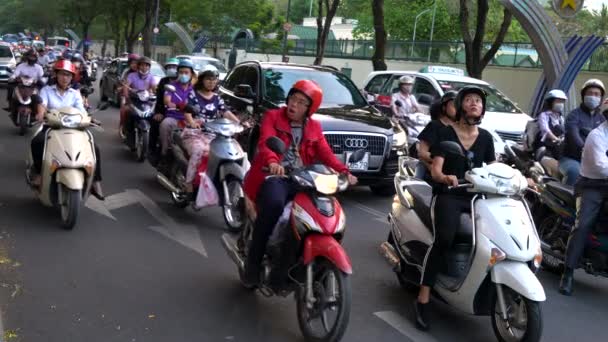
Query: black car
219 62 407 195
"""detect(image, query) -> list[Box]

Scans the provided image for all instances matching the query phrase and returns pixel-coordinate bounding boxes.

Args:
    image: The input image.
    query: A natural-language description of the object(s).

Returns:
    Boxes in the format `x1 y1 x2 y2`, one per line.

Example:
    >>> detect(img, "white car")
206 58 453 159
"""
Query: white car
362 66 532 146
175 55 228 80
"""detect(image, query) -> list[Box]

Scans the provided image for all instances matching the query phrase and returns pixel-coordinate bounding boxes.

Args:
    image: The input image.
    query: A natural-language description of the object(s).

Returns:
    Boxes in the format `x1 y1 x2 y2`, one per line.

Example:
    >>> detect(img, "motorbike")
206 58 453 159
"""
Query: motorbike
381 141 545 342
156 113 249 232
89 59 98 80
124 89 156 162
9 76 38 135
393 100 430 157
221 136 364 342
25 104 108 229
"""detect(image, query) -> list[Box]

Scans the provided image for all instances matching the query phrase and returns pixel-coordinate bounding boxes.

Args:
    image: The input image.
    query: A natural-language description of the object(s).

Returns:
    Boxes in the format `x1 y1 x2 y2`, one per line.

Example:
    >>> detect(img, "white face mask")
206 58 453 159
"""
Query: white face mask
552 103 564 113
584 95 601 109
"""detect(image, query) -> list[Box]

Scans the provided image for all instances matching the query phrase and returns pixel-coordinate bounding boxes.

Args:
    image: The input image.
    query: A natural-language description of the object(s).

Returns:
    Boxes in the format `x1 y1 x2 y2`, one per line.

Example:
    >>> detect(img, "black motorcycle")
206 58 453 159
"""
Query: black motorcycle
124 90 156 162
9 76 38 135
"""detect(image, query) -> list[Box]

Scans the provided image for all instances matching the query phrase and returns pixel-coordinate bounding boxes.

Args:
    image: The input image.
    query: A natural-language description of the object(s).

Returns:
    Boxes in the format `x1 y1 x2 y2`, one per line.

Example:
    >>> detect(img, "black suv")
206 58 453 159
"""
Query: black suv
219 61 407 195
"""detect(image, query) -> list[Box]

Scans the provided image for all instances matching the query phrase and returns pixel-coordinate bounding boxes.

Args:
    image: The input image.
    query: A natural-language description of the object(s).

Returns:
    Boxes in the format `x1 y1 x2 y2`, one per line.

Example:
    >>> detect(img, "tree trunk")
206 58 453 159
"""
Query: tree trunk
459 0 512 79
82 21 91 54
101 38 108 57
143 0 155 57
371 0 387 71
314 0 340 65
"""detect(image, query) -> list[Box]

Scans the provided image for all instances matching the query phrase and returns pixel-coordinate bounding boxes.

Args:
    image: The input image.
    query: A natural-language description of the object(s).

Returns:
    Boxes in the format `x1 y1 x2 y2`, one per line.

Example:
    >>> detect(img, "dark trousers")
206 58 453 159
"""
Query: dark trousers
565 187 607 269
422 193 472 286
246 178 297 275
125 114 160 153
31 126 102 181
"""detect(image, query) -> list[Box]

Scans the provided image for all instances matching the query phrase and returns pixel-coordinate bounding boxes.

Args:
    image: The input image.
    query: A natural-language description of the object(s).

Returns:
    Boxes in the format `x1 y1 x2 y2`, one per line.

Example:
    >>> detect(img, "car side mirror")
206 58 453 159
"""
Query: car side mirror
417 94 433 106
234 84 256 99
439 141 465 158
266 136 286 154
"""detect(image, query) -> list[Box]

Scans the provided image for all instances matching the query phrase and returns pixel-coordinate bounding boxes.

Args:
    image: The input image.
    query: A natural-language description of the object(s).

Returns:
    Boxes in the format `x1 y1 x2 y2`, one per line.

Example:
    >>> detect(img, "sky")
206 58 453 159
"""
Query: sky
584 0 608 12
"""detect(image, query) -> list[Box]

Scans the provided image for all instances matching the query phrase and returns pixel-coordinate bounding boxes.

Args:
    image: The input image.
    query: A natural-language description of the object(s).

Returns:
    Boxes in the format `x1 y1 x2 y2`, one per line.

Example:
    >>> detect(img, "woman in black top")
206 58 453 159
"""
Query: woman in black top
415 90 458 180
413 86 496 331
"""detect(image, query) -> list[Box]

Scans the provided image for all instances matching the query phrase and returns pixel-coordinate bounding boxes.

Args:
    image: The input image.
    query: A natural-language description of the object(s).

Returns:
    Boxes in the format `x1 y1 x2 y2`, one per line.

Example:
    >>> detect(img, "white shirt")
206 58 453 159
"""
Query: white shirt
580 121 608 180
37 54 51 67
12 63 44 81
391 92 419 117
39 85 86 113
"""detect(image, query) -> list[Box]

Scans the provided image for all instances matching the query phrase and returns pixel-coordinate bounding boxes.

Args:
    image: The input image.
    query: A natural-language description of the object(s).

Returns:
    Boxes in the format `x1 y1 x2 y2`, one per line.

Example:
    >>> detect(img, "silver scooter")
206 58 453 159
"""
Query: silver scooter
381 142 545 342
157 118 250 232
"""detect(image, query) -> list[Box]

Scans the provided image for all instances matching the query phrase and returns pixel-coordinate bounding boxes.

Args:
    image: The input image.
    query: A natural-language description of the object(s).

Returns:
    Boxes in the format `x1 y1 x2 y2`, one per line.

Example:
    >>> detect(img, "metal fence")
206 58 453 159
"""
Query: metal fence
217 37 608 73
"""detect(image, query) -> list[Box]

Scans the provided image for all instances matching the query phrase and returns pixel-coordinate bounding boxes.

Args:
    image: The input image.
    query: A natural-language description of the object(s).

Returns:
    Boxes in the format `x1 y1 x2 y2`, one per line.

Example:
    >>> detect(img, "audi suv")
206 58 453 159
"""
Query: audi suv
219 61 407 195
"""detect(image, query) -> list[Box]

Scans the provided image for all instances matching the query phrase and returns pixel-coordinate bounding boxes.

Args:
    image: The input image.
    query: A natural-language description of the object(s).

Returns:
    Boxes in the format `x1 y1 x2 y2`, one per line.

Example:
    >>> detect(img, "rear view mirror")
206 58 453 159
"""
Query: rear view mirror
164 84 176 93
348 149 367 163
266 136 286 154
439 141 465 158
417 94 433 106
234 84 256 99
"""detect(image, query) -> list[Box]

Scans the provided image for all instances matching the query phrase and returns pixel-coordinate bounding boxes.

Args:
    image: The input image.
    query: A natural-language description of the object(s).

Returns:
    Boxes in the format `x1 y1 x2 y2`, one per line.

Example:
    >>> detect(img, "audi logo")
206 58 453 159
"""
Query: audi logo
344 138 369 149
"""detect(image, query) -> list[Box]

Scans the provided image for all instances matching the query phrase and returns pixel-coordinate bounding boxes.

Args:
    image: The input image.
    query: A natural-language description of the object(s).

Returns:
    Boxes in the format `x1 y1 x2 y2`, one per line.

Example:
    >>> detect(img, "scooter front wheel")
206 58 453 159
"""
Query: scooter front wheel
222 178 246 233
59 186 81 230
18 115 28 136
136 130 149 162
491 285 543 342
296 258 351 342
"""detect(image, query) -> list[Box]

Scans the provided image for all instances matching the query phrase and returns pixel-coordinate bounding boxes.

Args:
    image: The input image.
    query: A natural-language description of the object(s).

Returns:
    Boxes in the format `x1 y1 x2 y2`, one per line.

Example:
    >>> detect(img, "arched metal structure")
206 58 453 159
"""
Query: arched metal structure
164 22 195 52
497 0 604 114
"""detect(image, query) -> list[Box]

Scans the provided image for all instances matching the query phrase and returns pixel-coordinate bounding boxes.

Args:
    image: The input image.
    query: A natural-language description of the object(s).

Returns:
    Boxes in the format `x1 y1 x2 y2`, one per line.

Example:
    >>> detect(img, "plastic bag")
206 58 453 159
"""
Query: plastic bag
195 172 219 208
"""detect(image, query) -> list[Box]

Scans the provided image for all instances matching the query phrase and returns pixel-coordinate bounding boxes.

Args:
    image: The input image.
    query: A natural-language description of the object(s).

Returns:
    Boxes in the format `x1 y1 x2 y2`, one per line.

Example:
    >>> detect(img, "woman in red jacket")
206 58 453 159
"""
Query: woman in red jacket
242 80 358 287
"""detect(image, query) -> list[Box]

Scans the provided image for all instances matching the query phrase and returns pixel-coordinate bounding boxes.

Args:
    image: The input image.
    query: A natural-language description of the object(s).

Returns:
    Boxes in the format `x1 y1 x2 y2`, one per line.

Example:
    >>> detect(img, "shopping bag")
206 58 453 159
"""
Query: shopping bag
195 172 219 208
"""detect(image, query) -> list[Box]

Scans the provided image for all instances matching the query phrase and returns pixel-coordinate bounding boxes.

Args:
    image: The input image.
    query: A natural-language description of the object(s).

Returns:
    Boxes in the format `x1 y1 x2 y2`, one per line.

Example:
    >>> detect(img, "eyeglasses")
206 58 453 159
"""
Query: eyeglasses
289 95 310 108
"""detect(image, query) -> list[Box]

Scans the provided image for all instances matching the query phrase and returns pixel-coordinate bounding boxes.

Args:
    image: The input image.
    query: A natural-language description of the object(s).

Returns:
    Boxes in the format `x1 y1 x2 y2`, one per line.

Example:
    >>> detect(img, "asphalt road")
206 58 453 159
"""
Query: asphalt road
0 83 606 342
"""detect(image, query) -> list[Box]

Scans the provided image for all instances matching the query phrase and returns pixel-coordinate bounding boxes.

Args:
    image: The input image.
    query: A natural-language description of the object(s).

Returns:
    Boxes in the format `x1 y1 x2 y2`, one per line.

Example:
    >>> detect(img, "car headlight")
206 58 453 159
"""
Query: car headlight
60 114 82 128
392 130 407 148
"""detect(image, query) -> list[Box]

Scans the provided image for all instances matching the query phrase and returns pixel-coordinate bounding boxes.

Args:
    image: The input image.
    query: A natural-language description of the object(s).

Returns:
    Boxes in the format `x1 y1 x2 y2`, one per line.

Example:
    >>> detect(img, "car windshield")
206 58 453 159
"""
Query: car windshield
0 47 12 58
263 67 367 108
190 58 227 72
438 81 522 114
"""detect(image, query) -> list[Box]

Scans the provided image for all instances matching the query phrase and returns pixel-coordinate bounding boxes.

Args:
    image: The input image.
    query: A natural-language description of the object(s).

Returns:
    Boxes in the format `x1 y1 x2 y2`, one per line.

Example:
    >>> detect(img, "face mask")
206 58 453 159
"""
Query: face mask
584 96 601 109
139 70 149 76
552 103 564 113
166 68 177 77
179 74 191 84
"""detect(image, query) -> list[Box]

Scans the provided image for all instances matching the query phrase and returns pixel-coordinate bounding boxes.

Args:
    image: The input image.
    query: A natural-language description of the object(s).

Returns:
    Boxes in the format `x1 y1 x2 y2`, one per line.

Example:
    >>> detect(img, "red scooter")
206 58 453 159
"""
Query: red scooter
221 136 364 342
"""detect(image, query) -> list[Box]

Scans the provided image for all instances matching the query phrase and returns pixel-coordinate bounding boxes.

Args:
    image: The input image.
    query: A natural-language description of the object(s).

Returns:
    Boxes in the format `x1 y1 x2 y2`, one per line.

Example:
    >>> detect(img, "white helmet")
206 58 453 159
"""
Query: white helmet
199 64 219 79
544 89 567 101
398 75 415 85
581 78 605 97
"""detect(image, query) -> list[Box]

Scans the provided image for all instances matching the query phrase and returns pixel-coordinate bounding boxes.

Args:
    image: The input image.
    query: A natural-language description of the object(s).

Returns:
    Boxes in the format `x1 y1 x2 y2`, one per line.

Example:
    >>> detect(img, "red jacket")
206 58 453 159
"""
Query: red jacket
243 107 349 202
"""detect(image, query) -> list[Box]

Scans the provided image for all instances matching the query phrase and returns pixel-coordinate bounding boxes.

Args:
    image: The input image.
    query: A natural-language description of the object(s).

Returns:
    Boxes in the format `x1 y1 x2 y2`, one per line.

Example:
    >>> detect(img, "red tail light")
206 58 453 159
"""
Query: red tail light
376 95 392 107
65 42 69 47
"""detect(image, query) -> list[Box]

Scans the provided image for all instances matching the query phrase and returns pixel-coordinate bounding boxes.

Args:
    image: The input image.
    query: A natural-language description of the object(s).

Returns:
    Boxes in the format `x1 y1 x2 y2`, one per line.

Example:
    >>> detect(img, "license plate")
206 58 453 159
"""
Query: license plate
346 152 369 171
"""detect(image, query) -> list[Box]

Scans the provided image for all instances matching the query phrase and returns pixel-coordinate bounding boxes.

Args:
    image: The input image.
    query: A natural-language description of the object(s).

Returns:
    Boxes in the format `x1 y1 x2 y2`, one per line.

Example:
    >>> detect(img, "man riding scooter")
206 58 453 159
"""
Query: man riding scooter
122 56 158 150
241 80 358 288
391 75 419 118
559 79 606 185
559 101 608 296
148 58 179 164
5 49 44 111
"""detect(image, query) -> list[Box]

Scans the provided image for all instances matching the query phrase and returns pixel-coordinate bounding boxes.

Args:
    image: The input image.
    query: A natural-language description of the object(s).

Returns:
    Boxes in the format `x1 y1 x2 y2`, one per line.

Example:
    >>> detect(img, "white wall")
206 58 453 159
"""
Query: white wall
227 50 608 112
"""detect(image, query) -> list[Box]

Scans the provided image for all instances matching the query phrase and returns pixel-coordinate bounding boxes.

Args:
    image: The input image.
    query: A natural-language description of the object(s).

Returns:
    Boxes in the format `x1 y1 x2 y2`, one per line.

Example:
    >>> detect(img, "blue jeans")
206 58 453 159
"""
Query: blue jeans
559 157 581 186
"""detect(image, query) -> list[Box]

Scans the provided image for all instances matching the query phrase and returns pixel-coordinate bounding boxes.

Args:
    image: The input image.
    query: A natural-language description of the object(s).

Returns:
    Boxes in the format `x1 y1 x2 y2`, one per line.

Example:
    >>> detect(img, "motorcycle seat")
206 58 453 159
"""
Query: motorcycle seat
406 183 433 229
546 181 575 207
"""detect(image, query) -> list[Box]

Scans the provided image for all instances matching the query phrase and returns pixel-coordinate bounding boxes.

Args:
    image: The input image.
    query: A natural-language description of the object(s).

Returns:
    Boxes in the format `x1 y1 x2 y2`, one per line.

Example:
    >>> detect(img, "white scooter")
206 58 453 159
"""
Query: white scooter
25 105 107 229
380 141 545 342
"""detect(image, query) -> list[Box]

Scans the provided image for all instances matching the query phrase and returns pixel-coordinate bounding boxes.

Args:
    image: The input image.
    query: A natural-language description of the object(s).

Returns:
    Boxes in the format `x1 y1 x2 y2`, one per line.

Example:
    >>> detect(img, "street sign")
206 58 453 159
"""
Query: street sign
153 27 159 34
283 22 293 32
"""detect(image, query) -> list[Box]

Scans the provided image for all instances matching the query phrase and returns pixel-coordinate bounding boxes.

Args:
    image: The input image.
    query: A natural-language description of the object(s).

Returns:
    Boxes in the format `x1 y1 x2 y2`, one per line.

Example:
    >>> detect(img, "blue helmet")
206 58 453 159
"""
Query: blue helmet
177 59 194 73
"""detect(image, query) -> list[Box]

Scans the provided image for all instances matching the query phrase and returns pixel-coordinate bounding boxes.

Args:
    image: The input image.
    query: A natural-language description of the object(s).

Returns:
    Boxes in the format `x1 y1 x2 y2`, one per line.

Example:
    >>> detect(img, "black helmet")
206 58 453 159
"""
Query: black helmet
454 86 486 125
71 52 84 63
441 90 458 105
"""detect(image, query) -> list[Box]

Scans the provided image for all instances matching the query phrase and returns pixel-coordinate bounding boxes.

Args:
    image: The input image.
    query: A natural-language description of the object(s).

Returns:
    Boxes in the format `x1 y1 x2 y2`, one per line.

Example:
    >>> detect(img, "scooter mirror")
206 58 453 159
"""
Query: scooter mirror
348 149 367 163
164 84 176 93
439 141 465 158
266 136 286 155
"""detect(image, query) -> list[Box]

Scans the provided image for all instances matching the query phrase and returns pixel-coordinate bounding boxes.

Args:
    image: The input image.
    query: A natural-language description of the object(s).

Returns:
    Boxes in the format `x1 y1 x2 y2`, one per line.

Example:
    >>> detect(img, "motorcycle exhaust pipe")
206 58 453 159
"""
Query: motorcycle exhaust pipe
379 242 401 272
221 234 244 270
156 173 181 194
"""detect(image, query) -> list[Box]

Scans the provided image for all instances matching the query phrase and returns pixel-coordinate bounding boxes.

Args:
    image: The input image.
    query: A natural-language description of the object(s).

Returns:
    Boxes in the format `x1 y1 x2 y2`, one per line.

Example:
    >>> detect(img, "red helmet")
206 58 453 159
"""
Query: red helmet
127 53 140 62
288 80 323 117
53 60 76 75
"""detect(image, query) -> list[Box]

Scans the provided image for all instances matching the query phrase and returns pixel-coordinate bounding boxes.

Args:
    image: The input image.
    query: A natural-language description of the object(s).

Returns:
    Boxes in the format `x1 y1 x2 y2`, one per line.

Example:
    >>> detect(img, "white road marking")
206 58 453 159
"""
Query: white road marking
349 201 389 223
85 189 208 257
374 311 438 342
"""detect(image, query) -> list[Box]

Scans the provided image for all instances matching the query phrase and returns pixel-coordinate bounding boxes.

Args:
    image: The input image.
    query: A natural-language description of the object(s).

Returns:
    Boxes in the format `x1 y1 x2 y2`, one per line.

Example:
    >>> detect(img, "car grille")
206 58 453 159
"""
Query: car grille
324 133 387 155
0 66 10 72
496 131 523 144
